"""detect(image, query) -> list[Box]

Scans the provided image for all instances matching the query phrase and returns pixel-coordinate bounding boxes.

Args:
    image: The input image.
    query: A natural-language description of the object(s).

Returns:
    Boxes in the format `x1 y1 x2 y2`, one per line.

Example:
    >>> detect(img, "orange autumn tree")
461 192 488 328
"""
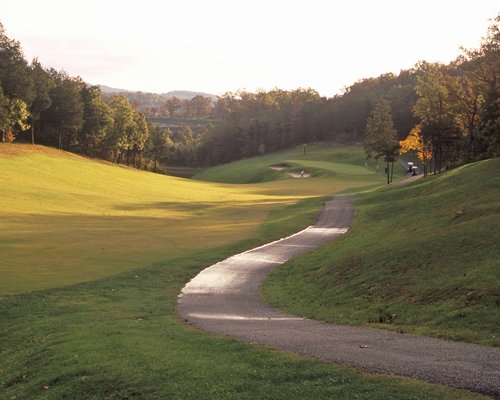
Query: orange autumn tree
400 125 432 176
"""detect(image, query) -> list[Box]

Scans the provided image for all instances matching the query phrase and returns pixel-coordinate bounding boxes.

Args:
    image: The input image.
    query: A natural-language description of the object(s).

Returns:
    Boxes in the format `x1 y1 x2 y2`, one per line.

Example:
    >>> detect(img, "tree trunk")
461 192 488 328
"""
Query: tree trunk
467 103 478 160
386 161 390 184
31 124 35 145
390 161 394 183
438 146 443 173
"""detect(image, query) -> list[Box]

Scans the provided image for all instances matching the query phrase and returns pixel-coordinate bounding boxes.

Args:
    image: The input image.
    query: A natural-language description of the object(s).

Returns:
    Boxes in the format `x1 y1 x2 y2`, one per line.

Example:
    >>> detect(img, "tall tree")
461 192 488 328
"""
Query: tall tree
128 111 149 167
0 89 30 142
190 95 213 118
459 15 500 156
413 62 461 173
165 96 182 117
29 59 52 145
0 23 33 143
0 23 34 104
107 95 135 163
364 99 400 184
146 125 173 172
79 85 112 156
41 71 84 149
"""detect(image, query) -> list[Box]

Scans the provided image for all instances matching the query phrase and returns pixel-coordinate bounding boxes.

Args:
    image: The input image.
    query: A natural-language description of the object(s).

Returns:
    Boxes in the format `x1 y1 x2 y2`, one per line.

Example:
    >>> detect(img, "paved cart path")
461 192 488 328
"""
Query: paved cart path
177 195 500 398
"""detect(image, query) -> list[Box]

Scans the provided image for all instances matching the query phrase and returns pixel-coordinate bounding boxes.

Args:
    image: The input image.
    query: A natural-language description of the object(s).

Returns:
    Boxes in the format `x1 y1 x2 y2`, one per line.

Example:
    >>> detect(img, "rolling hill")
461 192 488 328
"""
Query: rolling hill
0 144 304 295
98 85 216 100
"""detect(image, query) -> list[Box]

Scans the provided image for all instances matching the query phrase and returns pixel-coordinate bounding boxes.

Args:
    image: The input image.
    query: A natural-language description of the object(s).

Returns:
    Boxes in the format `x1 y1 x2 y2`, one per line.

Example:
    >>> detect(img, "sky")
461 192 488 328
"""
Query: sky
2 0 498 97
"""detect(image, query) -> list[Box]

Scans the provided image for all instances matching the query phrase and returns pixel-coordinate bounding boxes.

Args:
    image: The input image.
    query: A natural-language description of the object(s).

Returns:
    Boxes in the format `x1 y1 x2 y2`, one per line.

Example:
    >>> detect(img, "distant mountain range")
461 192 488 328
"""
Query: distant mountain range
98 85 217 101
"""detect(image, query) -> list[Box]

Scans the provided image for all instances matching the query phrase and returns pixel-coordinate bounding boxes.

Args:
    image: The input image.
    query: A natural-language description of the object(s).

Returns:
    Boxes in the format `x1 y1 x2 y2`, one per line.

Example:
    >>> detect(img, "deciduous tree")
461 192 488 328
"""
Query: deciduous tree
29 59 52 145
0 23 34 104
413 62 461 173
0 90 30 142
400 125 432 176
364 99 400 184
41 71 84 149
79 85 112 156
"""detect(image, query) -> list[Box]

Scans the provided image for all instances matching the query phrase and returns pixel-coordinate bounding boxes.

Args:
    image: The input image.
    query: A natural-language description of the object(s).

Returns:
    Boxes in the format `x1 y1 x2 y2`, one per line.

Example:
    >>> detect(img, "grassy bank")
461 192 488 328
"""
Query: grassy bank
264 158 500 346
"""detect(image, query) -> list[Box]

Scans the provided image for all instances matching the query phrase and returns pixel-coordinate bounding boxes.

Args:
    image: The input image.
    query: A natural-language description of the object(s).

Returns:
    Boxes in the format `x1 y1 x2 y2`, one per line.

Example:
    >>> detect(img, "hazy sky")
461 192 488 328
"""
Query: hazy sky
2 0 498 97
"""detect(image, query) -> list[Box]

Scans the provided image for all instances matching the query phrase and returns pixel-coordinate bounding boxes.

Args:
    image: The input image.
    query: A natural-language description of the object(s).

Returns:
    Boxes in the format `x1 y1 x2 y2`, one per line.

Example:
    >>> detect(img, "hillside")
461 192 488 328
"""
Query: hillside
264 158 500 346
0 143 309 295
0 143 386 296
98 85 216 100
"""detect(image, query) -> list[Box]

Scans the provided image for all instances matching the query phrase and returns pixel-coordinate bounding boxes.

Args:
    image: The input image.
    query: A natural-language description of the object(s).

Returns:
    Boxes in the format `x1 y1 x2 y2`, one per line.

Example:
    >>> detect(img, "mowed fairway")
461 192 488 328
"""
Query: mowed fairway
0 143 382 295
0 145 295 295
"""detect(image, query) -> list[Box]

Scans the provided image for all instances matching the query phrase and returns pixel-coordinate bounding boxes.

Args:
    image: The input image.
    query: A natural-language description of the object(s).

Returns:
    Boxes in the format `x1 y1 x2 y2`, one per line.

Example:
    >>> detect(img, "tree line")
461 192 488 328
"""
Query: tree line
0 23 160 168
110 90 215 119
196 16 498 176
1 16 498 175
364 16 498 181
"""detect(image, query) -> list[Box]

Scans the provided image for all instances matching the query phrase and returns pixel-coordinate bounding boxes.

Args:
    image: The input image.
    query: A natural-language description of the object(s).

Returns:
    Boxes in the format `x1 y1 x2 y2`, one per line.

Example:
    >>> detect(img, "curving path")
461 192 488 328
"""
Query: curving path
177 195 500 398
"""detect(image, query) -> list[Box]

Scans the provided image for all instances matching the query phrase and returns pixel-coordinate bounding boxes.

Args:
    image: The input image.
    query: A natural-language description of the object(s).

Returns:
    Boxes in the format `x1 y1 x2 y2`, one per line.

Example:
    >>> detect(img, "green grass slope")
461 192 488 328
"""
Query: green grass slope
264 158 500 346
0 143 319 295
0 143 487 399
0 143 386 296
194 144 394 187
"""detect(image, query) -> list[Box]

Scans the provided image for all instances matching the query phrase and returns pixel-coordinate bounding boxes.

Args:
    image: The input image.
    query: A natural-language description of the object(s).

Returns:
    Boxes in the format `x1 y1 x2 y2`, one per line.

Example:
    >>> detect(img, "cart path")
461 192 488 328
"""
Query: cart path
177 195 500 398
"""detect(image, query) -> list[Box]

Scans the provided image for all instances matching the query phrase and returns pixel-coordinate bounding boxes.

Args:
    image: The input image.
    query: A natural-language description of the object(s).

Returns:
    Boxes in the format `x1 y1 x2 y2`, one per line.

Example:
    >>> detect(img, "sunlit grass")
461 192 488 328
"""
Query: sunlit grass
0 143 386 295
0 145 299 295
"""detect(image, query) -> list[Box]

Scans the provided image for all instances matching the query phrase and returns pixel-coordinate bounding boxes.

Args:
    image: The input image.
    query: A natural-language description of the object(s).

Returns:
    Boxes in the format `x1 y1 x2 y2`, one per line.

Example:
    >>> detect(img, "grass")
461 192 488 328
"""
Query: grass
264 158 500 346
0 143 489 399
1 247 487 400
194 144 387 184
0 144 386 296
0 144 316 295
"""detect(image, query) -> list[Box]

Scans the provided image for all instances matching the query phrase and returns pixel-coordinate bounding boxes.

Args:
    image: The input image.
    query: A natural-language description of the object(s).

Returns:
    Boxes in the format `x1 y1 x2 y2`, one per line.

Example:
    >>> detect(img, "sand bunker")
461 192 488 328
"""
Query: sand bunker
289 172 310 178
270 164 289 171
